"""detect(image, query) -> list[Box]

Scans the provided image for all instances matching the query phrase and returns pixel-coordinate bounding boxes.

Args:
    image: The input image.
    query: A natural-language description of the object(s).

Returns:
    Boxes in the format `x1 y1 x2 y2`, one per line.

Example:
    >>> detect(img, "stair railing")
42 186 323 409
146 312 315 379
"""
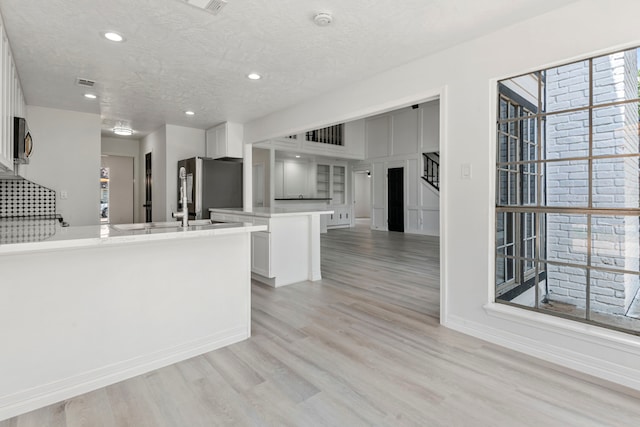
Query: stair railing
422 152 439 191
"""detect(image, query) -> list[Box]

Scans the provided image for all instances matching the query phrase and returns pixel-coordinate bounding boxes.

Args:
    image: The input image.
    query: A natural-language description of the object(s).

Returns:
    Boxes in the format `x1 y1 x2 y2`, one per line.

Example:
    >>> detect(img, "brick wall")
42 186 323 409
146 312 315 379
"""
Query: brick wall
546 51 639 316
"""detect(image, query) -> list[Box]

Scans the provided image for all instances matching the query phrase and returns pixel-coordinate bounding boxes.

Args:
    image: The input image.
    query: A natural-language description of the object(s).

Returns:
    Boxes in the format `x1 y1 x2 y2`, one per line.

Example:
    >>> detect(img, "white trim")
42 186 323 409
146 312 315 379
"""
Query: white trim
443 306 640 391
484 303 640 354
439 85 448 326
487 78 498 302
0 326 249 422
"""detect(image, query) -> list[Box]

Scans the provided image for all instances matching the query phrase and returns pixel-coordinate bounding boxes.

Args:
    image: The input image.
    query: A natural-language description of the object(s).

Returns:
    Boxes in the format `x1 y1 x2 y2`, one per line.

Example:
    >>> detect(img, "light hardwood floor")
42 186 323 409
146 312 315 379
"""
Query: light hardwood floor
3 223 640 426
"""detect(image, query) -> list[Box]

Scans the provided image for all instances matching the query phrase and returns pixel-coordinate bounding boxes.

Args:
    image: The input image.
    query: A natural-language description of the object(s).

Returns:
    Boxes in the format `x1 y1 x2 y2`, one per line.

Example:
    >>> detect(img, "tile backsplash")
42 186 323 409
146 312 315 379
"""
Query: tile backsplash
0 177 56 218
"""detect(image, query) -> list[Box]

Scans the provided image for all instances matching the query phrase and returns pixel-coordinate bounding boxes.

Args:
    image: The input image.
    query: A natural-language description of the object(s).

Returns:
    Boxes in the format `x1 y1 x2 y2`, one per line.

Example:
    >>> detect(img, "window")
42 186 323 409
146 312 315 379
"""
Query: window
496 46 640 335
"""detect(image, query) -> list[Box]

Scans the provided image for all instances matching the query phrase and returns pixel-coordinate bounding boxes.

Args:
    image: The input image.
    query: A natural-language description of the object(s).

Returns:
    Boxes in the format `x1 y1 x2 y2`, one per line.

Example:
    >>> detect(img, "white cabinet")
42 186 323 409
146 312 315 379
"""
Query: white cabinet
326 206 351 227
210 208 330 287
283 161 308 197
275 159 312 198
251 231 272 278
316 164 330 199
206 121 243 159
332 165 345 204
0 17 24 172
317 163 351 228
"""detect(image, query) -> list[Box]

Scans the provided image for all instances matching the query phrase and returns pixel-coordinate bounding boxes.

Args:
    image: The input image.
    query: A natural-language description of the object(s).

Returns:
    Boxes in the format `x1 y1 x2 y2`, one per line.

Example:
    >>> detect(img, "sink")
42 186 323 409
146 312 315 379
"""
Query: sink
112 219 218 231
188 219 215 226
112 221 182 231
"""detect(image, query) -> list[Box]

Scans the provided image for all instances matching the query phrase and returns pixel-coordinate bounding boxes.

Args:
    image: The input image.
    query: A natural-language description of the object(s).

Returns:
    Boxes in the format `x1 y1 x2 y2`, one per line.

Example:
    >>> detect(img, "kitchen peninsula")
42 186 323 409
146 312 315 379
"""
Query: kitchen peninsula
209 207 333 287
0 220 265 420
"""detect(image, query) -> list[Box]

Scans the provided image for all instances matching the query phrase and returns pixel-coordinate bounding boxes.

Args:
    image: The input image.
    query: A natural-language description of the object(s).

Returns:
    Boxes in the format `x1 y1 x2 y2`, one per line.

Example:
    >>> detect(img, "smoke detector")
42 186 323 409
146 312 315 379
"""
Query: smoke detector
181 0 228 15
313 12 333 26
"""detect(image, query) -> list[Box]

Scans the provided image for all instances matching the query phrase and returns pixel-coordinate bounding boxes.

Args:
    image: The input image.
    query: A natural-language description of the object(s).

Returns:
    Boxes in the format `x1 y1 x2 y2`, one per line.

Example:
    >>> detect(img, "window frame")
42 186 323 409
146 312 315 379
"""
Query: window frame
495 48 640 336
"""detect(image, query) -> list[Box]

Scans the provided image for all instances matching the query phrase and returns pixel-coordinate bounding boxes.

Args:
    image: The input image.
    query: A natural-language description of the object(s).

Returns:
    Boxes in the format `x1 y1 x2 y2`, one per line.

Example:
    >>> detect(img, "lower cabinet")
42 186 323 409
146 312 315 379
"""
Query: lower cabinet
251 231 272 278
327 206 351 228
210 209 326 287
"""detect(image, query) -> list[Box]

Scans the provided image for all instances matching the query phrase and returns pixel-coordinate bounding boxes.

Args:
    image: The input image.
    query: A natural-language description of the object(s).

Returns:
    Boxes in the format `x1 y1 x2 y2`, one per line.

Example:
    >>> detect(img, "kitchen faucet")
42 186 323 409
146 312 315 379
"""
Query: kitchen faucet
172 166 189 227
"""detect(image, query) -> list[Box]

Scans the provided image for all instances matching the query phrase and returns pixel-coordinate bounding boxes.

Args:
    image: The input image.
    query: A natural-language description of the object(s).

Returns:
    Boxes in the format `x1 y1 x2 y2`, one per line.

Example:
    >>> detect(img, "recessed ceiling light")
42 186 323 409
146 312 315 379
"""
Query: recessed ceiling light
247 73 261 80
103 31 125 42
185 110 195 116
295 155 301 158
113 126 133 136
84 93 97 99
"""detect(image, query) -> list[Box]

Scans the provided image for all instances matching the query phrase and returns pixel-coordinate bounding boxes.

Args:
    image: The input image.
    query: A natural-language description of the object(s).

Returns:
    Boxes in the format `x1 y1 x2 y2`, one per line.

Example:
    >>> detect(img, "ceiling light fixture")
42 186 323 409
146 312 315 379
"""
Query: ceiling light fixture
113 125 133 136
313 12 333 26
103 31 125 42
84 93 97 99
247 73 261 80
295 155 301 158
185 110 195 116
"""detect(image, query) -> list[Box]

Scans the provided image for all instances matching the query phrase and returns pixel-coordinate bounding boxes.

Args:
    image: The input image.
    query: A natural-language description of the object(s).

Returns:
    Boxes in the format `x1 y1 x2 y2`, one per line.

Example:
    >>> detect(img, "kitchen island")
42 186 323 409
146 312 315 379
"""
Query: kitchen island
209 207 333 287
0 220 265 421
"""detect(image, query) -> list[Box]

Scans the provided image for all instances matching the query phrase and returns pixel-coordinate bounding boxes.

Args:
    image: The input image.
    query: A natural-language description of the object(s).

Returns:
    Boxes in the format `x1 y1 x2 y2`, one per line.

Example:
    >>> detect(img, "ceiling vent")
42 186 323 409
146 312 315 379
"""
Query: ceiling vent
181 0 228 15
75 77 96 88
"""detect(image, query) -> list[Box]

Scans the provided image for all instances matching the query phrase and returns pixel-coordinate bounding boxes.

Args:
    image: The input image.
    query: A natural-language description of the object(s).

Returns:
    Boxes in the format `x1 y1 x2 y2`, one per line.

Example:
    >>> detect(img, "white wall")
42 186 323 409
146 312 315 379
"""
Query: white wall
140 126 166 222
244 0 640 391
20 106 101 226
165 125 205 220
355 101 440 235
102 137 141 222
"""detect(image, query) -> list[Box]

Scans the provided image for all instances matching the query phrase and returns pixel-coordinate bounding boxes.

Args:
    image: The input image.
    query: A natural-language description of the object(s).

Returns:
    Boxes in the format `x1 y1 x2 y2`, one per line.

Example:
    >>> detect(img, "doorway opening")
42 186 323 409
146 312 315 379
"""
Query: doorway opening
101 155 134 225
100 167 109 223
387 167 404 232
354 170 372 227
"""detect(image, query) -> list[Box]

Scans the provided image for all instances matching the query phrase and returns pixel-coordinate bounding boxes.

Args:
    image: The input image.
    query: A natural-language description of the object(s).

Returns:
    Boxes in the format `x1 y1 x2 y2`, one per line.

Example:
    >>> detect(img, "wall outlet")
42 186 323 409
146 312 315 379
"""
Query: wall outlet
60 190 68 200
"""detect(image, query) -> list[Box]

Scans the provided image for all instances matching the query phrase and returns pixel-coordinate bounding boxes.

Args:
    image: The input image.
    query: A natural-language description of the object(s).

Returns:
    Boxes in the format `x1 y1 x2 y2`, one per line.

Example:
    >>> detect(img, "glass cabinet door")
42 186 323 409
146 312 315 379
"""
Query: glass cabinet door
317 164 330 199
332 166 345 204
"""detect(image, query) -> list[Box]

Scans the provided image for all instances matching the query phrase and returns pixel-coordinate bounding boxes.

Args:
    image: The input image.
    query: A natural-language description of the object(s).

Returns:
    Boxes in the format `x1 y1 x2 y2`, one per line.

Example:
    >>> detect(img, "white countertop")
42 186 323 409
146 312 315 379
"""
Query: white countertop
209 207 334 218
0 220 266 255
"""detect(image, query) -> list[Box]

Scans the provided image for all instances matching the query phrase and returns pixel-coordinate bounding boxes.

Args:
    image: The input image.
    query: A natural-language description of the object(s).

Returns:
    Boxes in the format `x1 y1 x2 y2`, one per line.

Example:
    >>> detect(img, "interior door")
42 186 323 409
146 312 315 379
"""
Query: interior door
144 152 152 222
387 167 404 232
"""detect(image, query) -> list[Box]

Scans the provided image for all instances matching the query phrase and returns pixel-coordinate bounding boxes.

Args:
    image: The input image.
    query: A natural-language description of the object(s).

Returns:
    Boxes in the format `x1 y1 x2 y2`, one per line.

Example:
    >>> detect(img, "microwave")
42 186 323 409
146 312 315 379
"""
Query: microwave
13 117 32 164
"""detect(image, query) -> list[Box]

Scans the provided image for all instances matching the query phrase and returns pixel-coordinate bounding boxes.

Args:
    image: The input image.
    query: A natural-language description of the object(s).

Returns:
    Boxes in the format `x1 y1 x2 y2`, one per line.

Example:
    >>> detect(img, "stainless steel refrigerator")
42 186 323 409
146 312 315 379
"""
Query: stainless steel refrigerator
177 157 243 219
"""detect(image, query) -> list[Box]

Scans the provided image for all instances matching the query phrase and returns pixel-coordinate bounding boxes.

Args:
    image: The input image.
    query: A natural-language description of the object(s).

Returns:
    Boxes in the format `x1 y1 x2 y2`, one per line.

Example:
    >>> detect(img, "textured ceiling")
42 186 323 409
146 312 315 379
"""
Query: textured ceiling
0 0 577 138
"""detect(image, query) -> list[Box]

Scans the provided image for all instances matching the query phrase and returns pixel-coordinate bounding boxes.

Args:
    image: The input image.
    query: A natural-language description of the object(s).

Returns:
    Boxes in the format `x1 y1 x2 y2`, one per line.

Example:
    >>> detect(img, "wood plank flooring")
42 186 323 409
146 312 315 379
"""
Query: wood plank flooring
3 223 640 426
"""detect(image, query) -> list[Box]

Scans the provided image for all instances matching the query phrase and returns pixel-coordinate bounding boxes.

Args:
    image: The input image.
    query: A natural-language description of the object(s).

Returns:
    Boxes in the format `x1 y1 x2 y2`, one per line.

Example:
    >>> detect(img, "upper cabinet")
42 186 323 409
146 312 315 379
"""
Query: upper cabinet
206 121 243 159
0 15 25 172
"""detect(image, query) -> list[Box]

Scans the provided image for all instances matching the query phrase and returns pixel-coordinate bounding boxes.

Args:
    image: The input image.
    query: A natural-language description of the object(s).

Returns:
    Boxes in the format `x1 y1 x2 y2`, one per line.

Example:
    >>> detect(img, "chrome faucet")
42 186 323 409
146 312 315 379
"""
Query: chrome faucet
172 166 189 227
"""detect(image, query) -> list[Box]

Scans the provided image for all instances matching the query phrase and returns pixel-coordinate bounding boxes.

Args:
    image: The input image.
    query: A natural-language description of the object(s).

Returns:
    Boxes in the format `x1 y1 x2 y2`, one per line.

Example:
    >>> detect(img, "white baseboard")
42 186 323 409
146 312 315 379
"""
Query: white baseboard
443 309 640 391
0 326 249 422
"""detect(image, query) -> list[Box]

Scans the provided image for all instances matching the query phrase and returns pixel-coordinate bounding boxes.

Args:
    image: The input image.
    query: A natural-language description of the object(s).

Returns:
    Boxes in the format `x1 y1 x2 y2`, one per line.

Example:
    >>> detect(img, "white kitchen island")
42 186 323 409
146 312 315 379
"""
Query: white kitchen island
0 220 265 421
209 207 333 287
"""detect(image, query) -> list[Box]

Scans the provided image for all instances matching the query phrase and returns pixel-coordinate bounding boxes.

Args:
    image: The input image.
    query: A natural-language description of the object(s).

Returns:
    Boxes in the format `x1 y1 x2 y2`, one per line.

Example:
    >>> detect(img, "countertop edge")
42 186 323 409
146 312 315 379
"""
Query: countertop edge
209 208 334 218
0 224 267 255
